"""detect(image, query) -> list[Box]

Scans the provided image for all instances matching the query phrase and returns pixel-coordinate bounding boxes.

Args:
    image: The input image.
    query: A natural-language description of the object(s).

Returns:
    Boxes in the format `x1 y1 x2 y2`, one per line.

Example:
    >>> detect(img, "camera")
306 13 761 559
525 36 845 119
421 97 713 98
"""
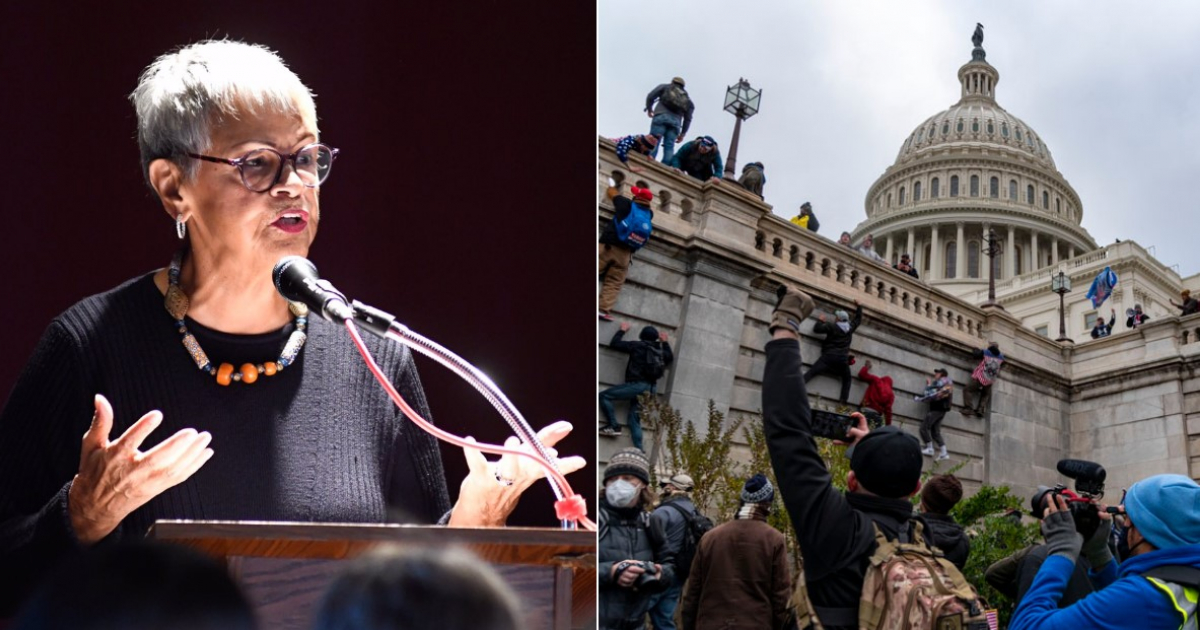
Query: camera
614 560 666 592
1031 458 1107 539
810 409 885 441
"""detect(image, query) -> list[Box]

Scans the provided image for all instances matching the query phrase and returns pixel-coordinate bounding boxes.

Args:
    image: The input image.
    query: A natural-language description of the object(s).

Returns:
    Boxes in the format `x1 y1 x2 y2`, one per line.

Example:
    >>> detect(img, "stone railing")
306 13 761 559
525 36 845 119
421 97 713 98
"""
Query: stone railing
752 215 988 344
1069 311 1200 382
981 240 1180 300
597 137 987 346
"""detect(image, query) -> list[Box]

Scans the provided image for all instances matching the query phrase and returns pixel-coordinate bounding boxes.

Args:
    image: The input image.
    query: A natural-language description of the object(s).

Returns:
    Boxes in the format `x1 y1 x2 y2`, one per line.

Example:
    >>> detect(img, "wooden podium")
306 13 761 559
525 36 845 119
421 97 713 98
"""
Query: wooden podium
148 520 595 630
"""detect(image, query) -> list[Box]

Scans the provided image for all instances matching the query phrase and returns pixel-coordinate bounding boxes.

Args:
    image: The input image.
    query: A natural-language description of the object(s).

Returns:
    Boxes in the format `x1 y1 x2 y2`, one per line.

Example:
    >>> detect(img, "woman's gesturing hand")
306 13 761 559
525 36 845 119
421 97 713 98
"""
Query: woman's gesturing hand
67 394 214 545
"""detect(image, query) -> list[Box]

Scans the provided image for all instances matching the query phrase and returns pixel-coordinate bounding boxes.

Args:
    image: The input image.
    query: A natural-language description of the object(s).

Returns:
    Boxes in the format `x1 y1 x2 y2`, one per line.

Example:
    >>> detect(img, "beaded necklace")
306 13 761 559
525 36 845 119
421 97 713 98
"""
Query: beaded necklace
165 250 309 386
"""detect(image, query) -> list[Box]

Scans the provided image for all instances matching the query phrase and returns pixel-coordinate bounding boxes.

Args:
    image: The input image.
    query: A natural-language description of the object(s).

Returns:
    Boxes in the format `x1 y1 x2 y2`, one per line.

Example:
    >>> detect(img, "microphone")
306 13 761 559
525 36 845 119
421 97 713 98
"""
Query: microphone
272 256 355 321
1056 459 1106 483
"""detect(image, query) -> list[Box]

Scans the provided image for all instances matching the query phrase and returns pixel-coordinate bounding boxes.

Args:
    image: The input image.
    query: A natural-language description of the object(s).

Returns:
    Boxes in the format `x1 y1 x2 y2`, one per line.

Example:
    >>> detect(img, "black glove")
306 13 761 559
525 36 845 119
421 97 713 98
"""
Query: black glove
1082 516 1114 568
1042 509 1083 561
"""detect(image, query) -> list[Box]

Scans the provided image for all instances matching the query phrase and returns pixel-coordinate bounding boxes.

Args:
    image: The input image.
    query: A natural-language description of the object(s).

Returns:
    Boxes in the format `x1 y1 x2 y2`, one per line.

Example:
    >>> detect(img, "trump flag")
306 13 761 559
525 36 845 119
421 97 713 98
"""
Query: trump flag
1086 266 1118 308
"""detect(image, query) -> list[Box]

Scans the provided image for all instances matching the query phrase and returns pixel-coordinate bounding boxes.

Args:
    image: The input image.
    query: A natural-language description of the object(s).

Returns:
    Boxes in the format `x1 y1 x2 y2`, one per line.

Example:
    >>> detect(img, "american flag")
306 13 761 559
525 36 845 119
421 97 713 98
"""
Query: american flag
986 609 1000 630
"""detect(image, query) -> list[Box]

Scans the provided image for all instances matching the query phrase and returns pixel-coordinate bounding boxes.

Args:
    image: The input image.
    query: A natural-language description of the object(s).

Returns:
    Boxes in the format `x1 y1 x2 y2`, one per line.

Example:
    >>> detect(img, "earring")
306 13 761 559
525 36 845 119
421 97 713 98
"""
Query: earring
176 214 187 240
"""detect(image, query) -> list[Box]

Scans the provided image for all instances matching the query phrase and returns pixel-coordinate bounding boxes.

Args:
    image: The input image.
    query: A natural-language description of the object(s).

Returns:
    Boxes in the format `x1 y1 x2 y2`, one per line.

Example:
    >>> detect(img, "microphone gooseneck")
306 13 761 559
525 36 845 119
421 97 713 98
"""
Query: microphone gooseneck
270 257 582 528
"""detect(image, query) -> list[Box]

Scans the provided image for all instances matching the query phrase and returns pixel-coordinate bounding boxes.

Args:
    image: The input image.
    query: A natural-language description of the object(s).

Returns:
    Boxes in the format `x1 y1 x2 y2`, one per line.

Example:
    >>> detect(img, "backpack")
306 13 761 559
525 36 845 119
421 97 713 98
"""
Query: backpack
661 501 715 579
660 84 690 114
614 202 653 250
787 520 992 630
642 343 667 381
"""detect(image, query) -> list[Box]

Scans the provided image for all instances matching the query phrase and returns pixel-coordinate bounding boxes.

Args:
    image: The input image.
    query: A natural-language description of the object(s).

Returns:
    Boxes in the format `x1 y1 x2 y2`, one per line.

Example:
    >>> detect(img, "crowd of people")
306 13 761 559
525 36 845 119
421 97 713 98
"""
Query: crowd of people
601 285 1200 630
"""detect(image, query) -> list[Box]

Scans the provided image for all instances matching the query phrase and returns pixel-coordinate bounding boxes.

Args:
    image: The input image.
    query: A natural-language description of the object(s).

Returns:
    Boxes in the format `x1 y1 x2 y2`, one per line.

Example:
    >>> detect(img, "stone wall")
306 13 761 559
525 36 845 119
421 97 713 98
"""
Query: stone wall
597 138 1200 502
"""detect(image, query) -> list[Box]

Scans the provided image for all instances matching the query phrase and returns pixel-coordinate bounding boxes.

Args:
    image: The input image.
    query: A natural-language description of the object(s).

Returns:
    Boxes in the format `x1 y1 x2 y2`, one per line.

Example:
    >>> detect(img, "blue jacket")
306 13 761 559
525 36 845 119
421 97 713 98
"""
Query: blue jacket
1009 544 1200 630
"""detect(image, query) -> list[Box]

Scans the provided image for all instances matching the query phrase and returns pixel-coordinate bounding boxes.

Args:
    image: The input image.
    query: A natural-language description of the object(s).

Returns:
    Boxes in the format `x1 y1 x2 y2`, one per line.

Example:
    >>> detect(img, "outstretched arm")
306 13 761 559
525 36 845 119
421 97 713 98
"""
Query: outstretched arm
849 303 864 331
762 328 873 582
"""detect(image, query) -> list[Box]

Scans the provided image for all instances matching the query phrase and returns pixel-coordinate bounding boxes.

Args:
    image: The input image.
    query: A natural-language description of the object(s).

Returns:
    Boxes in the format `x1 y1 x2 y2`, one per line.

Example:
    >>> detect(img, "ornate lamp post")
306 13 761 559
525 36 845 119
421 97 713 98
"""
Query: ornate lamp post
722 78 761 178
984 228 1004 307
1051 271 1072 342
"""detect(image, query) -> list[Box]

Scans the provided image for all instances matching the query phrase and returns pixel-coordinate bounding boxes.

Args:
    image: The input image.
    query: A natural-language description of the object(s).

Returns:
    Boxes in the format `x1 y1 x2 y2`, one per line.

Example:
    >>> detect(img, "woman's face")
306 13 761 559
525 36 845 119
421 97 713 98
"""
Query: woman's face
177 107 321 268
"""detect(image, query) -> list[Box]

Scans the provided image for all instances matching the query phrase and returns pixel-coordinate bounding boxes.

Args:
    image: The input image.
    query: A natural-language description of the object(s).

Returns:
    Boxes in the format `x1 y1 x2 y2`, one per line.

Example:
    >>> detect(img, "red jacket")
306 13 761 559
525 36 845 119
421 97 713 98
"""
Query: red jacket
858 364 894 425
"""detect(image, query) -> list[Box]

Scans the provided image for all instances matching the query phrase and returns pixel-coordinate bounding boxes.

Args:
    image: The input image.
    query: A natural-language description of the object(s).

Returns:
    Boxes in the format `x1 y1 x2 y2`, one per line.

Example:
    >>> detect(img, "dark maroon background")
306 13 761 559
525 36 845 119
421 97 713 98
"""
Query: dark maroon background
0 3 596 525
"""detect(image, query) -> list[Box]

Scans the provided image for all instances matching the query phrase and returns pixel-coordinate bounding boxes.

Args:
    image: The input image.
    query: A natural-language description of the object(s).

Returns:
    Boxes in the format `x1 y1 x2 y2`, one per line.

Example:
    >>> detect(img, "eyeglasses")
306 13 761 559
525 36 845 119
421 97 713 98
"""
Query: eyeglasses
188 143 339 192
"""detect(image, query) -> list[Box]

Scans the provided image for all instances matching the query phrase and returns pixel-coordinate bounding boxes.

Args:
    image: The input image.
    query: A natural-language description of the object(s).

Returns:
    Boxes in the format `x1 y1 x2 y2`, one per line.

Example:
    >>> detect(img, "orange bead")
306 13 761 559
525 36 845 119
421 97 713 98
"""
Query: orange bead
240 363 258 384
264 362 277 376
216 363 234 386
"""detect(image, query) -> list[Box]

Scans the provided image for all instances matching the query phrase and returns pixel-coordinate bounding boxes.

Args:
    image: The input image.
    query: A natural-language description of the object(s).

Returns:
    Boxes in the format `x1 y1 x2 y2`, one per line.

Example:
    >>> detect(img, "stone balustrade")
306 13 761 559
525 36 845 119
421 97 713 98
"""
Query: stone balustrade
598 137 987 346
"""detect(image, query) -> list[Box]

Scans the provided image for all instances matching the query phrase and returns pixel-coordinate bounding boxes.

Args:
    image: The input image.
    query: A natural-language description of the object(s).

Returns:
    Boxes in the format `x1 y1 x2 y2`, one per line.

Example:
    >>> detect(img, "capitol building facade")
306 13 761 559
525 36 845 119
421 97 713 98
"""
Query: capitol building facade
849 37 1196 340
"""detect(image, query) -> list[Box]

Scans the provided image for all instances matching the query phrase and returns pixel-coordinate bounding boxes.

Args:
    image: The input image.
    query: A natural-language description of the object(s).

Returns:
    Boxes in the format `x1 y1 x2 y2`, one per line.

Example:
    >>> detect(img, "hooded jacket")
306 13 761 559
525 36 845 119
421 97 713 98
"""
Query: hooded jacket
920 512 970 570
609 326 674 384
857 364 894 426
1009 544 1200 630
811 305 863 359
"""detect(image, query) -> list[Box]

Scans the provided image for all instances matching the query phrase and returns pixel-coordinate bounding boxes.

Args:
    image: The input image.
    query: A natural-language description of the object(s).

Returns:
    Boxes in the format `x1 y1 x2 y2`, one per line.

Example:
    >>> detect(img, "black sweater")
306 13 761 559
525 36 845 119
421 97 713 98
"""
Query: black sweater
0 274 450 614
762 338 917 630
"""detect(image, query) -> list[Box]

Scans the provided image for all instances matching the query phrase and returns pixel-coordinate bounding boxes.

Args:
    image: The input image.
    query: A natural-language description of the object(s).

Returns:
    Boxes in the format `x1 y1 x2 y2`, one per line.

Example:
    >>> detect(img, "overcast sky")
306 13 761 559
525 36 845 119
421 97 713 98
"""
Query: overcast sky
598 1 1200 277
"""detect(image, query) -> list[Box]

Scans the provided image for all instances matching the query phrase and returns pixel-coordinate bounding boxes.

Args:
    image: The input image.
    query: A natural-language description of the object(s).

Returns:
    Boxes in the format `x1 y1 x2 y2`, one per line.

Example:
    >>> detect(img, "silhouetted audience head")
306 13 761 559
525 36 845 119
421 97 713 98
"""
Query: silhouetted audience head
313 545 523 630
12 541 255 630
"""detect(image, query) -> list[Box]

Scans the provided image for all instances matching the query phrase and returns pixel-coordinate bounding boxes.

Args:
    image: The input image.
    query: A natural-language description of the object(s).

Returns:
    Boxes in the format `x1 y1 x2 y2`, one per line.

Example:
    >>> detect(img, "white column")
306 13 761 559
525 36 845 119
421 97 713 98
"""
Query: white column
1051 239 1059 265
955 222 966 279
1068 244 1075 260
886 234 895 266
1031 231 1040 271
931 224 941 280
1007 225 1016 278
906 227 915 262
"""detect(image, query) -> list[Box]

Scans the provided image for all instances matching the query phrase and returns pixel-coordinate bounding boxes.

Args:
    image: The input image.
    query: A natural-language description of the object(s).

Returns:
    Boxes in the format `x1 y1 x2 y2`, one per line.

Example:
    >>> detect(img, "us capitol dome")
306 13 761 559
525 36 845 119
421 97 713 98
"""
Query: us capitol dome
850 27 1098 299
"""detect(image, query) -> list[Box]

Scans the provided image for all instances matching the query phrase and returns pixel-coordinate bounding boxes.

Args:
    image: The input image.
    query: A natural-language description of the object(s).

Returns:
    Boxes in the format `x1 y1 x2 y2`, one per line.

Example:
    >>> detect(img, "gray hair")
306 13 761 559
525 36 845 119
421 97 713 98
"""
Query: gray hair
130 39 318 185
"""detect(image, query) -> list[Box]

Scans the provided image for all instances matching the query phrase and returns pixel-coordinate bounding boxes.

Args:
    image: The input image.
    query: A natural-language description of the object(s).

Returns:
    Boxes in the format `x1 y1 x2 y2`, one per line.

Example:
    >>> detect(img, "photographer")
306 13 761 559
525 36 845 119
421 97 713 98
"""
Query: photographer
763 287 931 630
599 448 676 630
1009 474 1200 630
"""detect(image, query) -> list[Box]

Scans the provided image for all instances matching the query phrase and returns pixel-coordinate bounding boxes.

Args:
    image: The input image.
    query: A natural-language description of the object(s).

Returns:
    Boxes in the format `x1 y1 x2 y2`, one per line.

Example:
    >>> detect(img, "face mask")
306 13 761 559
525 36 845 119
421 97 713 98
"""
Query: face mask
606 479 640 508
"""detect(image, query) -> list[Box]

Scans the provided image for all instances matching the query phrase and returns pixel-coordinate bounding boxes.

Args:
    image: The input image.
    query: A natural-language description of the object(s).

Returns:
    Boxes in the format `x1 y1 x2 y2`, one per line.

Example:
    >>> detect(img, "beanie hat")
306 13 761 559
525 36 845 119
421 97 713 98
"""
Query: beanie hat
663 473 694 491
921 474 964 515
801 202 812 210
631 186 654 204
672 76 686 86
604 448 650 484
835 310 850 322
1125 474 1200 549
741 474 775 504
847 426 923 498
639 326 659 342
